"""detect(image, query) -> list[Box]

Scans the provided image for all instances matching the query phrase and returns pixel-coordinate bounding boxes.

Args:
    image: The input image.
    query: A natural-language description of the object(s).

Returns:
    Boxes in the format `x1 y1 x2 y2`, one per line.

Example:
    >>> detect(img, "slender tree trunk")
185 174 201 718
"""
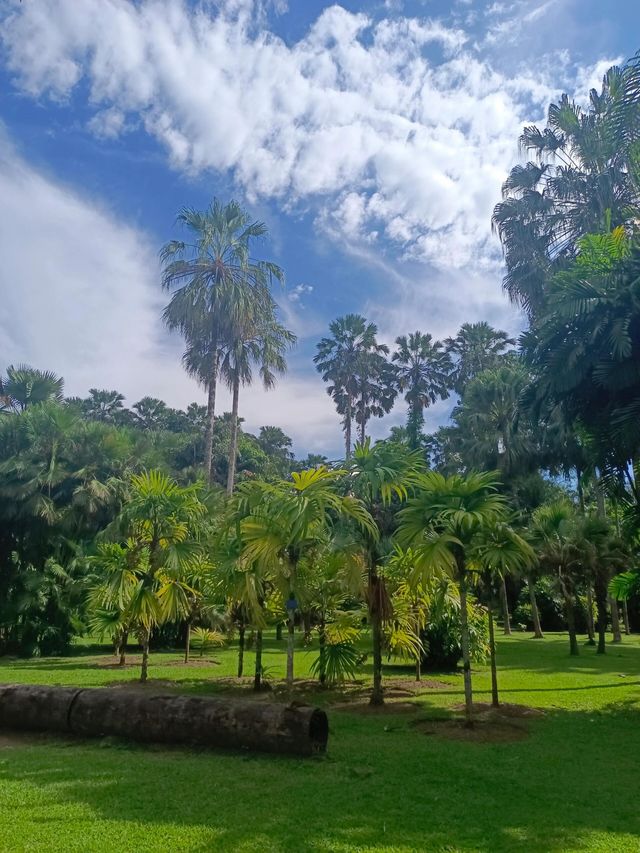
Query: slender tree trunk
576 467 585 515
458 565 474 726
237 624 245 678
345 395 352 460
595 570 608 654
140 629 151 683
318 617 327 687
561 581 579 656
359 394 366 446
226 375 240 496
488 605 499 709
585 588 596 645
118 630 128 666
253 630 263 691
527 575 544 638
414 603 421 682
610 598 622 643
499 575 512 635
276 623 282 641
286 615 295 691
302 611 312 645
369 571 384 706
623 600 631 635
204 348 219 485
184 621 191 664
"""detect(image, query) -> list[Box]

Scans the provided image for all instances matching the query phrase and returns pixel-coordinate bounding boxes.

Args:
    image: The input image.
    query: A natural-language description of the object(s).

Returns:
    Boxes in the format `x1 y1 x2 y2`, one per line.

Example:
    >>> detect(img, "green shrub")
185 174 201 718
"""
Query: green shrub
420 595 489 671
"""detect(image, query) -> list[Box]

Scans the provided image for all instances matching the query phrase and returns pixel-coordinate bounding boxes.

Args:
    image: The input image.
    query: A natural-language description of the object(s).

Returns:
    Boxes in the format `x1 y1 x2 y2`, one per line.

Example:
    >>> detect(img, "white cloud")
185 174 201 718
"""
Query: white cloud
0 130 340 454
288 283 314 304
0 0 584 273
0 0 617 453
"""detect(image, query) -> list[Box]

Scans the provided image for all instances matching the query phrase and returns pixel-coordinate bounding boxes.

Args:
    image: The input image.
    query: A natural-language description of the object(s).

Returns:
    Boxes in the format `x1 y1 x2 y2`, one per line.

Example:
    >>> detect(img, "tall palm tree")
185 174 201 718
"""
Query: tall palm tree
522 229 640 465
454 361 534 478
220 300 295 495
445 323 515 394
346 439 425 705
314 315 391 458
83 389 125 423
0 365 64 413
492 61 640 318
132 397 168 431
161 199 283 483
392 332 452 450
529 500 584 657
397 471 531 725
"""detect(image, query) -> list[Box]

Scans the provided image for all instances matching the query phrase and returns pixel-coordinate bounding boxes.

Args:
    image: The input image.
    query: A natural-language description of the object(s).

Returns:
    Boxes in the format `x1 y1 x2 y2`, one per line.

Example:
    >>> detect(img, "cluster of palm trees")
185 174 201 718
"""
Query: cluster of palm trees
161 200 296 492
86 442 532 724
314 317 514 457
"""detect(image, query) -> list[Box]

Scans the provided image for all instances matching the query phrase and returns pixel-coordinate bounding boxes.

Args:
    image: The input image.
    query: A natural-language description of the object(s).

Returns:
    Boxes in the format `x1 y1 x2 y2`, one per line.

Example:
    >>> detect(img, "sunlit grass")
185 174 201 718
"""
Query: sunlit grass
1 631 640 852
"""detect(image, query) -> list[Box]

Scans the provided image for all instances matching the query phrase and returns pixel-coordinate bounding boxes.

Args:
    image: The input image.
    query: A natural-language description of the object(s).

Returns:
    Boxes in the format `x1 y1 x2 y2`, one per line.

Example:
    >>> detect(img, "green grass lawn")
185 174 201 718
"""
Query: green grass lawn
1 632 640 852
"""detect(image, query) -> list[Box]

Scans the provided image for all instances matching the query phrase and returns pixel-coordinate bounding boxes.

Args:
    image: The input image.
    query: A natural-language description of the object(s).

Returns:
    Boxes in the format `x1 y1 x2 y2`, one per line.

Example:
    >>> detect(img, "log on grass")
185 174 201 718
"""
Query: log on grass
0 684 328 756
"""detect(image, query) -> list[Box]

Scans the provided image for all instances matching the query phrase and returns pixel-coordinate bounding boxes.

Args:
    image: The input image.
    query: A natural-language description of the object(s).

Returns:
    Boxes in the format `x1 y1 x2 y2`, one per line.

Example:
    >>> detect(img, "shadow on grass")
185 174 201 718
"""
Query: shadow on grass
1 702 639 852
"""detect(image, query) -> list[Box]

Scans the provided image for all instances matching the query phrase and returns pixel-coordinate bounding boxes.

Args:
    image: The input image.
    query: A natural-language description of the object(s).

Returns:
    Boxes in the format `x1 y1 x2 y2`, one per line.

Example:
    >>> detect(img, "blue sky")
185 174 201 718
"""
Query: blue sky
0 0 638 455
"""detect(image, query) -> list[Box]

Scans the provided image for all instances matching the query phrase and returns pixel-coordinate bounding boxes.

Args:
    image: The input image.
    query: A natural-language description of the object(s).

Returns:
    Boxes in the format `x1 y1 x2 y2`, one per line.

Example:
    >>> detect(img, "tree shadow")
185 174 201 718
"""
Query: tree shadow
1 701 639 852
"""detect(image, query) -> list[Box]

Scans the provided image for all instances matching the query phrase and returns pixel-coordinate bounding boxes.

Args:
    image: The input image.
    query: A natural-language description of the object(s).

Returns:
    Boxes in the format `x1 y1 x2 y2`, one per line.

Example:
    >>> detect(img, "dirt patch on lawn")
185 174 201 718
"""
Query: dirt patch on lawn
330 698 421 714
412 702 544 743
93 656 221 669
388 678 451 693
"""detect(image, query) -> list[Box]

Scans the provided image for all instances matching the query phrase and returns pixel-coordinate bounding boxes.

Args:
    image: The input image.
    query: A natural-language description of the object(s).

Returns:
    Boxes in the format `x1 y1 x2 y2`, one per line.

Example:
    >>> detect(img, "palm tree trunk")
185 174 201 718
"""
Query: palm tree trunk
585 587 596 645
369 571 384 706
527 575 543 638
226 374 240 496
253 630 263 691
458 566 474 726
595 570 608 654
359 393 366 446
345 395 352 460
204 349 219 485
623 600 631 635
119 630 128 666
237 624 245 678
610 598 622 643
184 621 191 664
140 629 151 682
286 615 295 691
488 604 499 708
560 581 579 656
414 602 421 682
500 575 512 635
318 617 327 687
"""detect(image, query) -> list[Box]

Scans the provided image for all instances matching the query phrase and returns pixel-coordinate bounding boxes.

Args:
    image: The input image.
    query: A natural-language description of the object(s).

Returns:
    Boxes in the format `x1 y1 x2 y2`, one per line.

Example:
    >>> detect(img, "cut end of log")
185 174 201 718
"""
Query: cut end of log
308 707 329 753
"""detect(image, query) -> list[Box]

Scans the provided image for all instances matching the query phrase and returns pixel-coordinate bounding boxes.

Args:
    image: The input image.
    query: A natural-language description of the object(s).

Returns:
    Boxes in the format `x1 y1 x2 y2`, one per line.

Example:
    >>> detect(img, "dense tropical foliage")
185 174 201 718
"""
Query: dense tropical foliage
2 54 640 732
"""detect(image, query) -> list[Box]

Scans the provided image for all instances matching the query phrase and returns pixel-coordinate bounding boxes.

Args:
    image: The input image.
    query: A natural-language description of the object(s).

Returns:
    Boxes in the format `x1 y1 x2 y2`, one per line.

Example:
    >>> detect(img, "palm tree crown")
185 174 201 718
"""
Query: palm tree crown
392 332 452 449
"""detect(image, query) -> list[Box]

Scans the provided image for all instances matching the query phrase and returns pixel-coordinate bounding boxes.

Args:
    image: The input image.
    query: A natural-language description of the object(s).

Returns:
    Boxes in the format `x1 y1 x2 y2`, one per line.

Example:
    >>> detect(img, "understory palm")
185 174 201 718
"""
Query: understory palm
397 471 530 724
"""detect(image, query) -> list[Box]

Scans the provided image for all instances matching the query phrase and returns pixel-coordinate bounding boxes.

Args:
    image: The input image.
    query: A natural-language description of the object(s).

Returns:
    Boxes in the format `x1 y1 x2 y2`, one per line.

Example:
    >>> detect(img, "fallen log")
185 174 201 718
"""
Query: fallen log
0 684 328 756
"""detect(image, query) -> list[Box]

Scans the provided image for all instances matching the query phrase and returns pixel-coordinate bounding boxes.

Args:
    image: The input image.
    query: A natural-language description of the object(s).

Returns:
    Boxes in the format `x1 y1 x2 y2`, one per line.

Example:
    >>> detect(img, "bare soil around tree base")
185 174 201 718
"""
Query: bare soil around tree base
412 702 544 743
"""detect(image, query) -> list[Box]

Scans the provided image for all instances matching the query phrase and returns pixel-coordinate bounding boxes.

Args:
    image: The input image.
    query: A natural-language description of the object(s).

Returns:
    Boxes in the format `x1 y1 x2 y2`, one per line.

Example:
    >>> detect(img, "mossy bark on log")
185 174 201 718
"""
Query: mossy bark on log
0 685 328 756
